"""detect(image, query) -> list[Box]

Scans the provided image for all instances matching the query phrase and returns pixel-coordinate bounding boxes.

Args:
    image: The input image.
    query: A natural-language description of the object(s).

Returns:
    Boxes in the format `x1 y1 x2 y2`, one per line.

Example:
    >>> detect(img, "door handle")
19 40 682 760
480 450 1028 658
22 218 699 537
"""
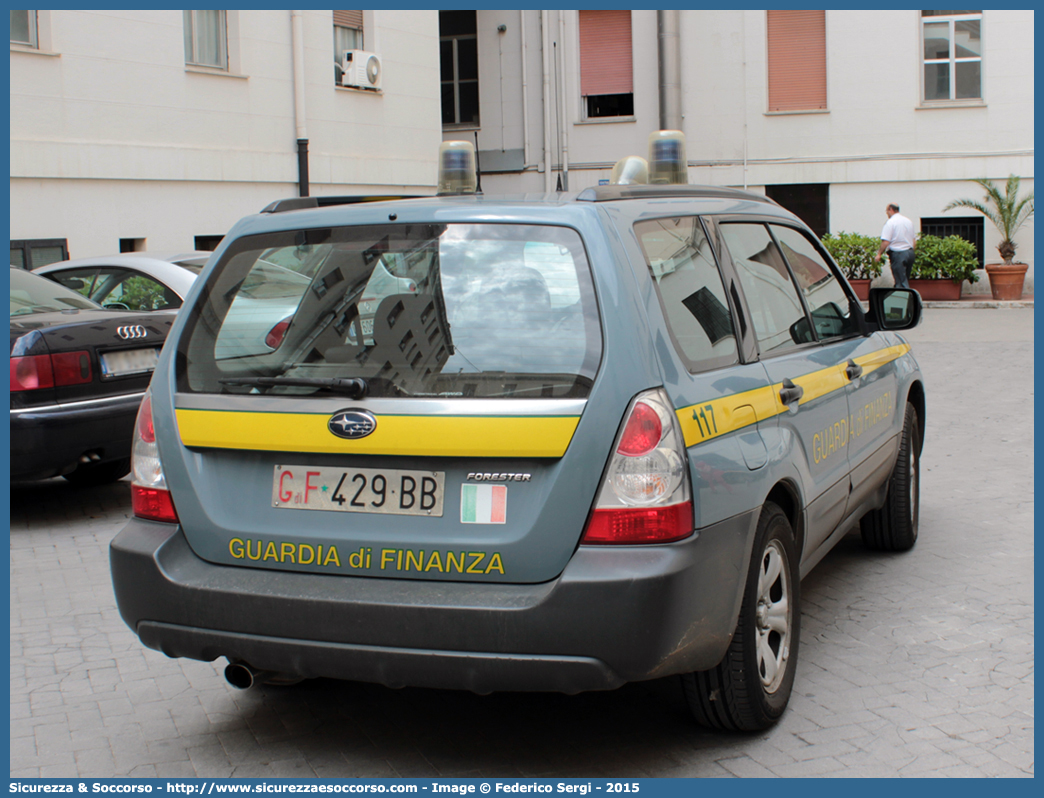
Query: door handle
845 359 864 381
779 378 804 406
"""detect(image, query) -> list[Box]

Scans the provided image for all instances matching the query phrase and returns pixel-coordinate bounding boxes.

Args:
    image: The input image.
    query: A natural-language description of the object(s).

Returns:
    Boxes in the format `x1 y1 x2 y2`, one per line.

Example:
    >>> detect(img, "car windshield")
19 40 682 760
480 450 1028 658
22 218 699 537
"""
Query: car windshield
177 223 602 399
10 268 103 315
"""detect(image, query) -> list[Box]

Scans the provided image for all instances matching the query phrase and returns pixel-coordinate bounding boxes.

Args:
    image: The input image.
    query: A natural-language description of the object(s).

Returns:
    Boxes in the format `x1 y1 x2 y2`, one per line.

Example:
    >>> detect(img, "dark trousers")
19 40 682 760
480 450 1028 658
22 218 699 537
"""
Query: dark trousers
889 249 914 289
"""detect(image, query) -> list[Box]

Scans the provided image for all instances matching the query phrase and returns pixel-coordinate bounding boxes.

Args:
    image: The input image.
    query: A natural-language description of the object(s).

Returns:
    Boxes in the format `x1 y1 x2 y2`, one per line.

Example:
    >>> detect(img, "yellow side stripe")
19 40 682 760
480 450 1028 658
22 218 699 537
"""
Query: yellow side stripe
854 343 911 376
676 343 911 448
175 409 581 458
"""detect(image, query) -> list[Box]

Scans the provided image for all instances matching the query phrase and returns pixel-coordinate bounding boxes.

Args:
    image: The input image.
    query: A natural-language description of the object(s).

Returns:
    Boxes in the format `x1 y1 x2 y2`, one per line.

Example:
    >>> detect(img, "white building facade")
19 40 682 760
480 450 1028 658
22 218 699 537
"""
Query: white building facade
10 9 442 263
443 9 1034 288
10 10 1033 290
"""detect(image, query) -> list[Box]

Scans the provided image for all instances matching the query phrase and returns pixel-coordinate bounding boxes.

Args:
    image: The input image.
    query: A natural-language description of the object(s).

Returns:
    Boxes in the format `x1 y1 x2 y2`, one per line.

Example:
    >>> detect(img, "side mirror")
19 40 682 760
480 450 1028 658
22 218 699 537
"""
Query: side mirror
104 301 131 311
866 287 922 331
788 315 814 345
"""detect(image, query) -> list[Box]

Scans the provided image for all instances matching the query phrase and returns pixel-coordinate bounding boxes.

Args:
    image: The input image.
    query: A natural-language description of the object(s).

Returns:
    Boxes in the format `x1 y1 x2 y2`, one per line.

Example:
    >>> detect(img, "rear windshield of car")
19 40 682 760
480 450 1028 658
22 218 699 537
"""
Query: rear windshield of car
176 223 602 399
10 268 102 315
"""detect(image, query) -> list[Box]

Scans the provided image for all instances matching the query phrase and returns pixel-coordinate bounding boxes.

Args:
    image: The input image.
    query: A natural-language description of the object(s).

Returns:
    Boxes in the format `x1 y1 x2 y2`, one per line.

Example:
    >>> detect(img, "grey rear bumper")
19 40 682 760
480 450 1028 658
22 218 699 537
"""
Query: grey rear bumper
110 509 758 694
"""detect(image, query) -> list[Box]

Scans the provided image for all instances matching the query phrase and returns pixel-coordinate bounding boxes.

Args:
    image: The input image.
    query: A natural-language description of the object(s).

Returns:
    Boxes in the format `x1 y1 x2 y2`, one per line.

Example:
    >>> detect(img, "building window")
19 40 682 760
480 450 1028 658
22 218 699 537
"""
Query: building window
921 216 985 267
10 10 37 47
766 10 827 112
333 10 363 85
10 239 68 270
120 238 146 253
579 11 634 119
440 10 478 127
765 184 830 239
184 10 227 69
922 10 982 102
194 235 224 252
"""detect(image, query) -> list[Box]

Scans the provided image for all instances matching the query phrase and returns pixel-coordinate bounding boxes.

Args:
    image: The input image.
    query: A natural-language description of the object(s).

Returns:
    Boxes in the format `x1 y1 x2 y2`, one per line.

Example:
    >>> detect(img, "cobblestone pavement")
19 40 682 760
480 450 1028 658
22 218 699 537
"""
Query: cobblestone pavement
10 308 1033 778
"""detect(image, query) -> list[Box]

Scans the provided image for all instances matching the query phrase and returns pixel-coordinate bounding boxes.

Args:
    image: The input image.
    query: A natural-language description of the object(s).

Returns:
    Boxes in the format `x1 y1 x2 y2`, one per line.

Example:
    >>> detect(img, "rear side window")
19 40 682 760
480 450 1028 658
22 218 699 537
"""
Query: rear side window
634 217 738 372
177 223 601 399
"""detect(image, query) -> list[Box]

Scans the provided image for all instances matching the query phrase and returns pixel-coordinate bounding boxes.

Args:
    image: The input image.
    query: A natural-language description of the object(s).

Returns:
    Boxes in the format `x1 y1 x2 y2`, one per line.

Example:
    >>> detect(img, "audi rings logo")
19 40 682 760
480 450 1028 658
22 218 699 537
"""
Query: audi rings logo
116 325 148 340
329 409 377 440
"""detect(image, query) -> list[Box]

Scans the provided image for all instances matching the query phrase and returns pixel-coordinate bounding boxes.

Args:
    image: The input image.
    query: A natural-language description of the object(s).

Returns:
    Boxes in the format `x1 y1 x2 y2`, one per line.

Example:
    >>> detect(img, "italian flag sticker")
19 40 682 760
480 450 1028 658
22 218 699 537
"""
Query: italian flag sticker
461 484 507 524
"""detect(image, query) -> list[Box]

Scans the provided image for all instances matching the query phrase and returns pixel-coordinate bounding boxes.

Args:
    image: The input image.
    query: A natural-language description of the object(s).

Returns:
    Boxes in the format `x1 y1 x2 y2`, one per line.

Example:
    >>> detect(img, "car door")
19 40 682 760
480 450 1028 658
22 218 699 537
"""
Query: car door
769 226 904 515
717 221 854 560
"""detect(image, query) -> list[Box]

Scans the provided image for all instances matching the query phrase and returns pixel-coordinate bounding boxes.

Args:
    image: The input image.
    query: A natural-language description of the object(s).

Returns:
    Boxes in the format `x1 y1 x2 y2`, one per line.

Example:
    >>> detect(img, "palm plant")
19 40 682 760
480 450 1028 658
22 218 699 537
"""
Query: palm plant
943 175 1034 264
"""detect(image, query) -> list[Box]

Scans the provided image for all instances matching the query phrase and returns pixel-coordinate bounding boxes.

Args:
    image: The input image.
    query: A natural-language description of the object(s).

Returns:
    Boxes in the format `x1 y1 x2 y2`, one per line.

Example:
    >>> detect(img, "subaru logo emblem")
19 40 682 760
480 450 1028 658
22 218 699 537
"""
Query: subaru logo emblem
329 409 377 440
117 325 148 340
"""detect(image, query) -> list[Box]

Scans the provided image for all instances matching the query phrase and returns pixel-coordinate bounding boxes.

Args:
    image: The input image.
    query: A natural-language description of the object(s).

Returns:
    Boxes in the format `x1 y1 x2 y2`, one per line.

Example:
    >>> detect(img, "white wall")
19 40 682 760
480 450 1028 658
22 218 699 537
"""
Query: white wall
10 178 287 258
469 9 1033 284
10 10 442 258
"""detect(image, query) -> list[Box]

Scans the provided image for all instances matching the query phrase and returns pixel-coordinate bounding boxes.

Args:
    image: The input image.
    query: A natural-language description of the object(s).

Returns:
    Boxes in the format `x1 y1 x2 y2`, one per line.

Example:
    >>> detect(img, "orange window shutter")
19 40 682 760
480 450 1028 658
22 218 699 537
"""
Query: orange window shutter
767 10 827 112
579 10 633 97
334 10 363 30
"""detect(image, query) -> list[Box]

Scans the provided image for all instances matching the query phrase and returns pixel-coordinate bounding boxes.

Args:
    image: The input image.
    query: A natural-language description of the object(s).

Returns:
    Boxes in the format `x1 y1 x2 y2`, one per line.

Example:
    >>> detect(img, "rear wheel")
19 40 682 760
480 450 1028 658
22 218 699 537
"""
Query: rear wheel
682 502 800 731
860 403 920 552
62 458 131 487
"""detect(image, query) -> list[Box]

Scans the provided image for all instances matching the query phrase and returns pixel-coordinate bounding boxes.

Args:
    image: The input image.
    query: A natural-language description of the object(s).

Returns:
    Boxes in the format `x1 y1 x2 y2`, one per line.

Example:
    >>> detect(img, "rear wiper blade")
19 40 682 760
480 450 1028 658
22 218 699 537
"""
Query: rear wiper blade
220 376 366 398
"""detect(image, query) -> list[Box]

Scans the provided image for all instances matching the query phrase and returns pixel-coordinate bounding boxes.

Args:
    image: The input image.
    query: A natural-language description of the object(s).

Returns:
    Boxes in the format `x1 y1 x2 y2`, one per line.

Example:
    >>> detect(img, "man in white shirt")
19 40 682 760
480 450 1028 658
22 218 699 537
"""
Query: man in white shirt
874 203 916 289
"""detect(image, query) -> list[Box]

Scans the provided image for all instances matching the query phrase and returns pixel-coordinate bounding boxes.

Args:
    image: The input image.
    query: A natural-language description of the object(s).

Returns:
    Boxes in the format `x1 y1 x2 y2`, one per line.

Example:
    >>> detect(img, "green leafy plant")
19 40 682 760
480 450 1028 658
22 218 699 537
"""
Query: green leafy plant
114 276 167 310
911 234 980 284
943 175 1034 264
820 231 884 280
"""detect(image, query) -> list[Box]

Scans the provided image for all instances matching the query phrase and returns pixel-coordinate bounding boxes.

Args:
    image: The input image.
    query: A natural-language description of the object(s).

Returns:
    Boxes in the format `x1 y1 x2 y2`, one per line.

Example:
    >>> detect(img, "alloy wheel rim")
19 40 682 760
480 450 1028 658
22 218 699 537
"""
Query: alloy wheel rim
755 539 791 694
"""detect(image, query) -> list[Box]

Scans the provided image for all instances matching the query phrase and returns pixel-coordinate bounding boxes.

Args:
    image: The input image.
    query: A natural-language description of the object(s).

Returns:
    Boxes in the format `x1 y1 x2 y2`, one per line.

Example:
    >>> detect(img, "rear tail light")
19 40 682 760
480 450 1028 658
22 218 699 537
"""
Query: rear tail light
582 389 693 545
50 351 93 386
584 503 693 544
10 350 92 391
10 355 54 392
264 316 293 349
131 390 179 523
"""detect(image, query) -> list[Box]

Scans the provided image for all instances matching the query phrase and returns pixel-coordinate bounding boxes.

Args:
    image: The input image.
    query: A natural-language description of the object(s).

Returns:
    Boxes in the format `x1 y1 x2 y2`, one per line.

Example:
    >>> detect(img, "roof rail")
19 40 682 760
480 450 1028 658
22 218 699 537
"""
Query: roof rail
261 195 424 213
575 184 777 205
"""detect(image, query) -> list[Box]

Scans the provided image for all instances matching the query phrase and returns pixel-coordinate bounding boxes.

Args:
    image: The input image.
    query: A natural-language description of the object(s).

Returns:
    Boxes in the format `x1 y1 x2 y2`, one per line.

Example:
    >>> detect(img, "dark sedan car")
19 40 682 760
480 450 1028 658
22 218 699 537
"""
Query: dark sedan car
10 268 175 484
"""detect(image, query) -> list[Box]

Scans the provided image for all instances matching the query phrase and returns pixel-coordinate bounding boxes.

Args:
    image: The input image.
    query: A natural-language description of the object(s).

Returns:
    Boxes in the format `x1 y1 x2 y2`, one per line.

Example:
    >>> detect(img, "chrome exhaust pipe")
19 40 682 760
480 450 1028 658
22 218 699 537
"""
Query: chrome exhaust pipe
224 661 270 690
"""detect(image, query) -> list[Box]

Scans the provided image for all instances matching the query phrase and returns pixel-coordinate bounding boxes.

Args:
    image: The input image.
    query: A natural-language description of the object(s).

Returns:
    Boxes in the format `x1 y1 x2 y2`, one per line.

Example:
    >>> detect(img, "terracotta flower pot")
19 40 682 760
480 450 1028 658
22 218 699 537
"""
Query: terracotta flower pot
848 279 871 301
907 279 963 301
984 263 1028 301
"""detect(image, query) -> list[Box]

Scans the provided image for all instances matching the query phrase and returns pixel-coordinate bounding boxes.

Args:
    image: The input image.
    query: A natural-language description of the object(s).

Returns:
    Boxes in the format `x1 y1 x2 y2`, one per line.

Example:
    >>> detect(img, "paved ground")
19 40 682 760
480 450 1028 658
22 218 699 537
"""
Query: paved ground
10 308 1034 778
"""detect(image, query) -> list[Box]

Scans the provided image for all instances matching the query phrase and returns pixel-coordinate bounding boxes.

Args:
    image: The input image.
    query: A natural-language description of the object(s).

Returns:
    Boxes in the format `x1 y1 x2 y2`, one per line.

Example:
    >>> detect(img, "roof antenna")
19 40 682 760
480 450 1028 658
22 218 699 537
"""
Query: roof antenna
555 173 563 192
473 131 482 194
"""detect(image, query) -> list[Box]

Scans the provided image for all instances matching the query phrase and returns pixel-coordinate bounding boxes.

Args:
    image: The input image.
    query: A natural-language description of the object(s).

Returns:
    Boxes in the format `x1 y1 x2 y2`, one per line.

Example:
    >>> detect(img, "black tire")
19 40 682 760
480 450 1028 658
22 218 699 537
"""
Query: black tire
860 403 920 552
62 458 131 487
682 502 800 731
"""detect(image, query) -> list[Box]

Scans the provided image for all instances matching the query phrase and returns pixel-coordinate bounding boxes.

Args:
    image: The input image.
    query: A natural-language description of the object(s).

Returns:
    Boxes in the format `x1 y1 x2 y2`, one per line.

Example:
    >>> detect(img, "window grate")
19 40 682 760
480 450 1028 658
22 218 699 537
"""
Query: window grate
11 238 68 270
920 216 984 267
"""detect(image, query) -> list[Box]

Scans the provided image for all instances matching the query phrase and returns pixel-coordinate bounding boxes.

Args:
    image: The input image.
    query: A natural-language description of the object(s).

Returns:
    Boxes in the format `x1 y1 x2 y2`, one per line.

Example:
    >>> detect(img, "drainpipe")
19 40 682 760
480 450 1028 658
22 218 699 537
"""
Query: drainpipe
291 10 309 196
657 10 682 132
558 11 569 191
520 10 530 166
541 11 552 193
742 10 749 190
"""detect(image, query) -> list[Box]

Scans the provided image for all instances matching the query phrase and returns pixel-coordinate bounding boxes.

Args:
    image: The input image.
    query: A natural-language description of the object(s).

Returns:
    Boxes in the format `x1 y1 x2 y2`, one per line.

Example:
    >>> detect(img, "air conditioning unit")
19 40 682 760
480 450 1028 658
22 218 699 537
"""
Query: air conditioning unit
341 50 382 90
